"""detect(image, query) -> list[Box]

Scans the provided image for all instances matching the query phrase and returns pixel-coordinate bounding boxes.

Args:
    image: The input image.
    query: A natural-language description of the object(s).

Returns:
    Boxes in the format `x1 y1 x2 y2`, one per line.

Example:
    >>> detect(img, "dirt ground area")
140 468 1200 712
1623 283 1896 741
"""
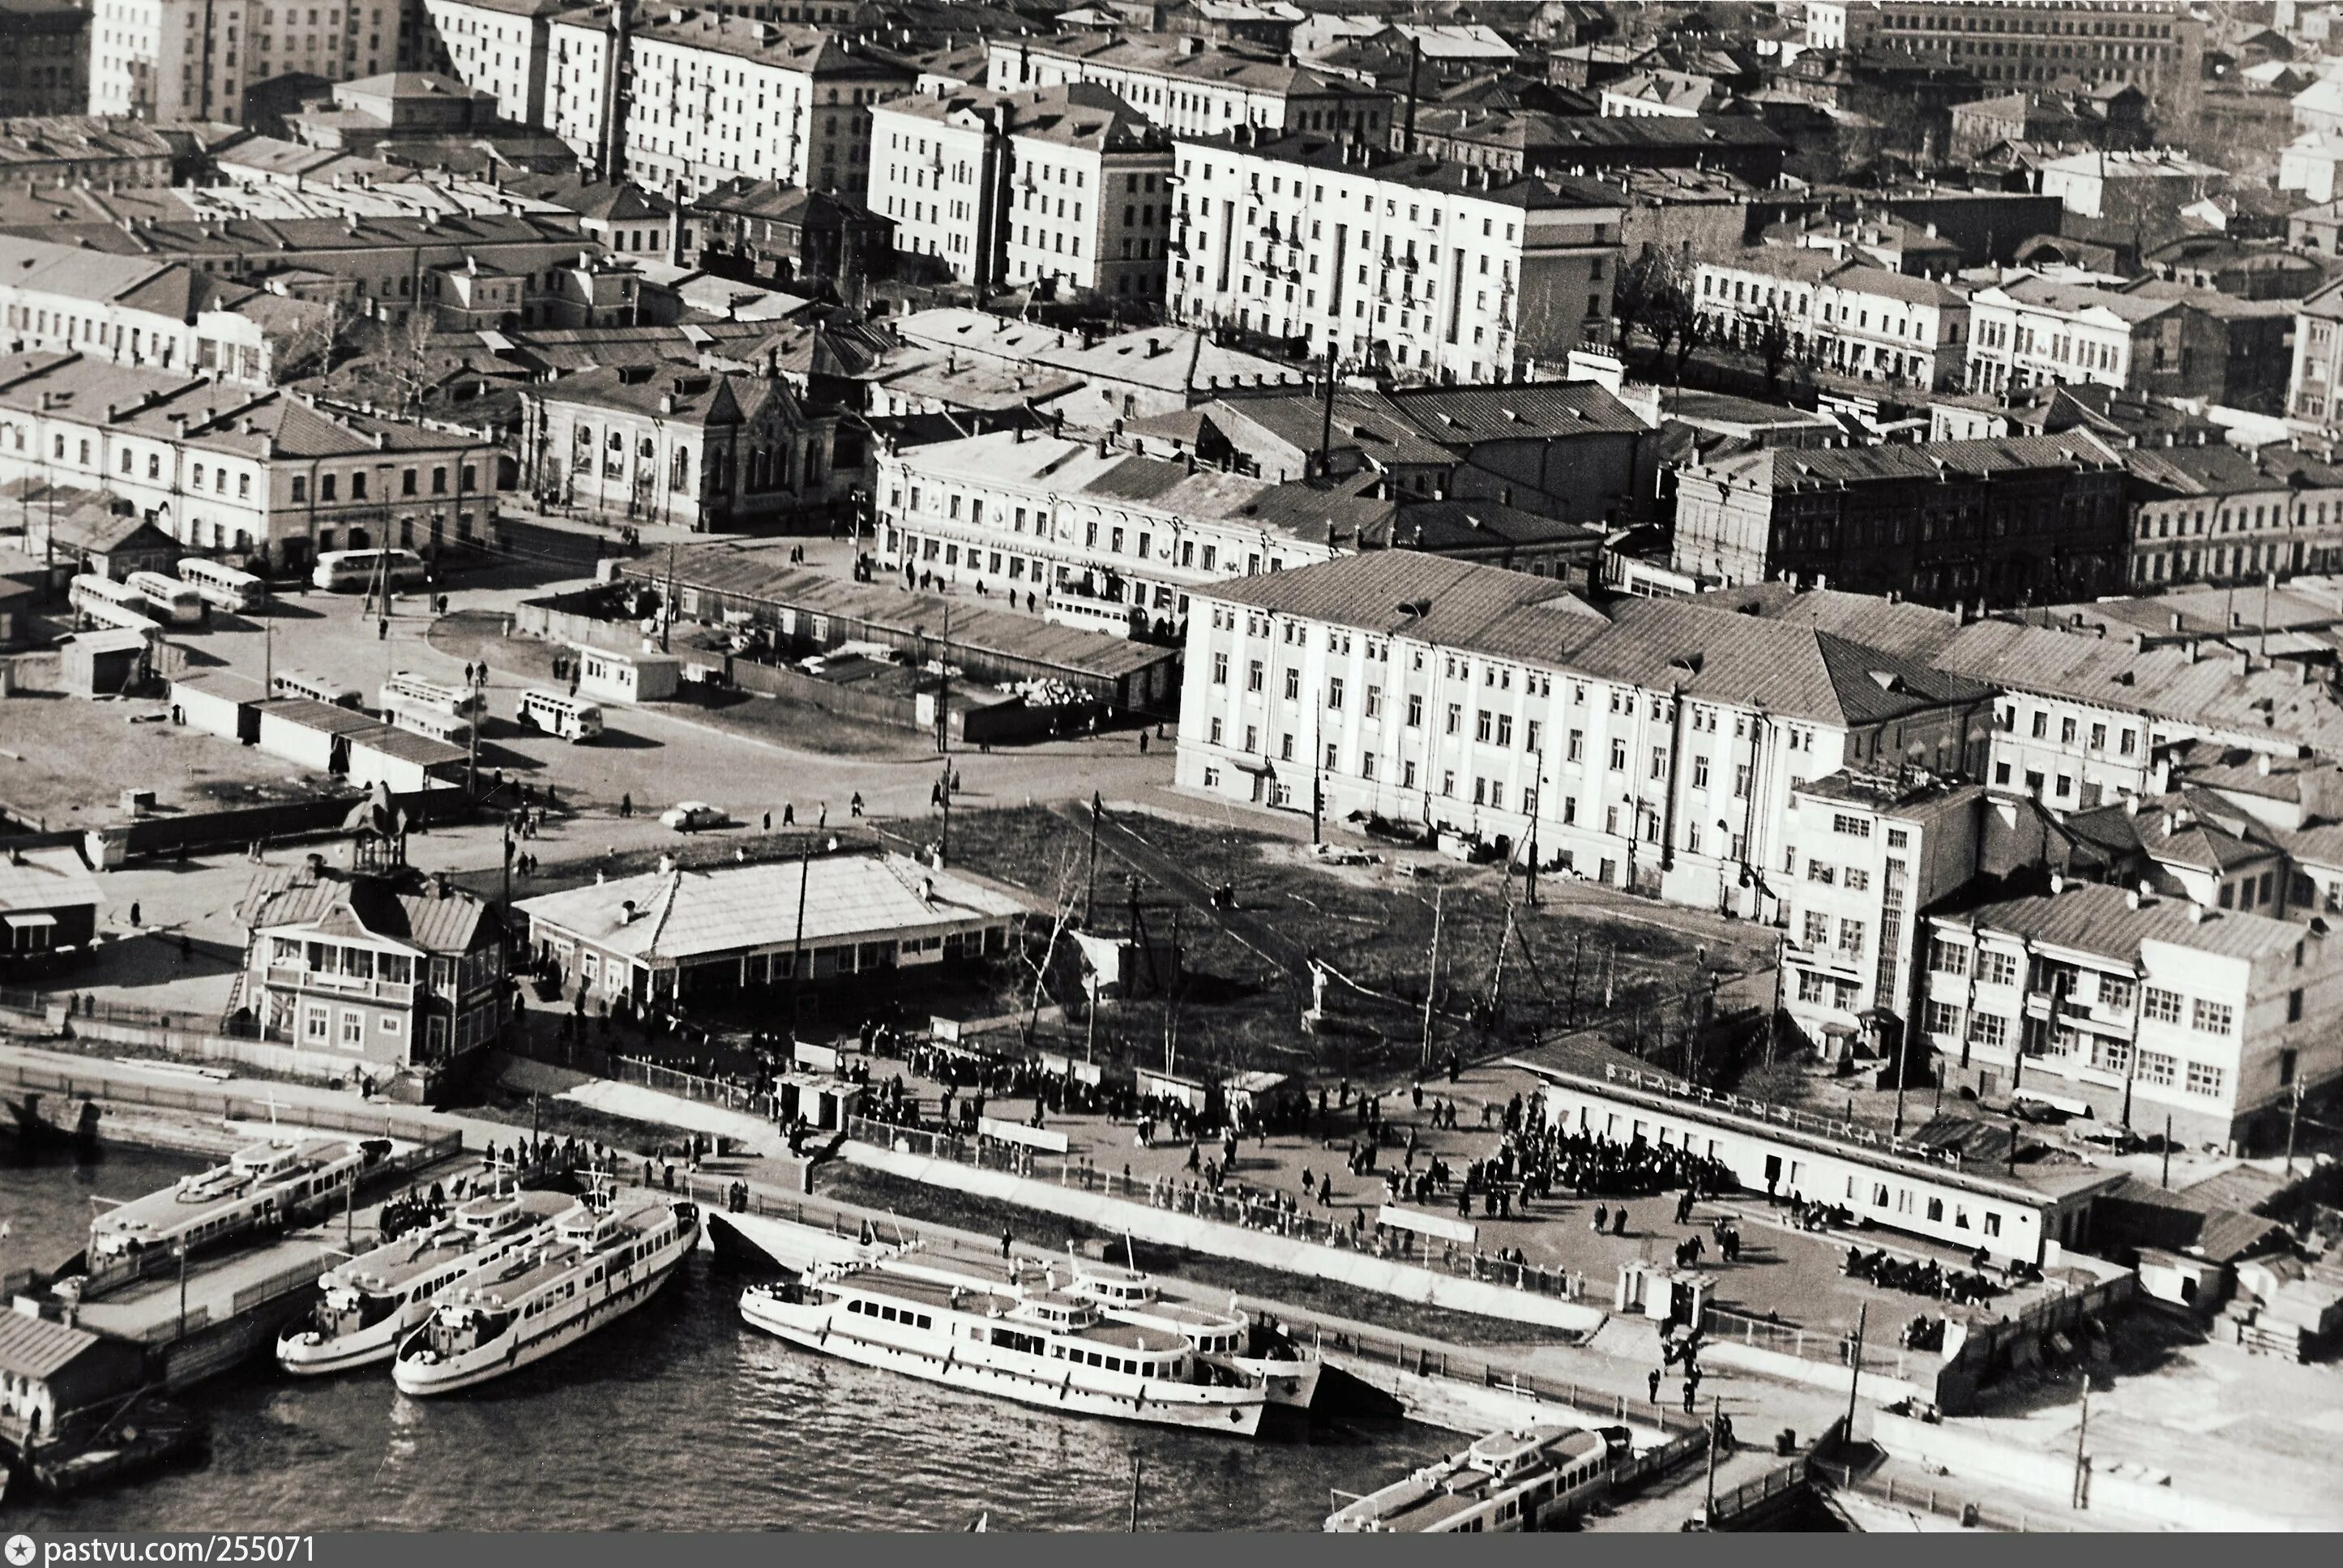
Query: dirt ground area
0 689 329 827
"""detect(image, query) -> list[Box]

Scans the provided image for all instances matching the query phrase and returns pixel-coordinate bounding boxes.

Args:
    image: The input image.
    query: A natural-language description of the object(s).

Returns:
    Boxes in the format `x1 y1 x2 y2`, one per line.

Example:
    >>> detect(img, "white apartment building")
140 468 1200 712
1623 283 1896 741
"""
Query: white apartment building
1696 253 1970 390
2288 274 2343 435
2123 440 2343 586
546 7 911 193
1778 771 1985 1062
871 82 1174 300
1965 274 2188 397
1803 0 1883 51
985 32 1390 142
1921 878 2338 1150
1175 551 1997 921
1169 131 1622 384
874 428 1359 639
0 236 314 388
419 0 567 126
0 352 498 572
90 0 408 122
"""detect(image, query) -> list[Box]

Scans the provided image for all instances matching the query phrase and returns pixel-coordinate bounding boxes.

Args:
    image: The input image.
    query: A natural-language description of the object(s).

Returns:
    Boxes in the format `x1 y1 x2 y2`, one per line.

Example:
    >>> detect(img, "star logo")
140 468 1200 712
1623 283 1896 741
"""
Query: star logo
6 1534 36 1566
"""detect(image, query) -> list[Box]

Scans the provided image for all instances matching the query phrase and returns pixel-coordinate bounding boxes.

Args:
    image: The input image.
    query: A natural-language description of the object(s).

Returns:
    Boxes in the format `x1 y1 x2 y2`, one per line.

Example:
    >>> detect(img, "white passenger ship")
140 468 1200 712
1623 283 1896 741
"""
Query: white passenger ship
83 1136 385 1274
1326 1424 1614 1533
391 1190 699 1396
1061 1262 1323 1410
276 1190 576 1375
738 1250 1269 1436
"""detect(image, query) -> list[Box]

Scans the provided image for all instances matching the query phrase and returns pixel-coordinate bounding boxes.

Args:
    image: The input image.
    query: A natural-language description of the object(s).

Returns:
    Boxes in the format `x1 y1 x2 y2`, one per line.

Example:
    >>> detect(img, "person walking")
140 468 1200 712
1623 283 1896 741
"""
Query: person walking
999 1226 1013 1260
1648 1366 1663 1404
620 793 633 819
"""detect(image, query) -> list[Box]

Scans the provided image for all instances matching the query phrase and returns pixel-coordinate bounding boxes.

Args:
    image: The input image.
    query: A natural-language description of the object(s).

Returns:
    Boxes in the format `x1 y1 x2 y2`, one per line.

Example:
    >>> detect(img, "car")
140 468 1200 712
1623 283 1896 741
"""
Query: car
659 801 725 832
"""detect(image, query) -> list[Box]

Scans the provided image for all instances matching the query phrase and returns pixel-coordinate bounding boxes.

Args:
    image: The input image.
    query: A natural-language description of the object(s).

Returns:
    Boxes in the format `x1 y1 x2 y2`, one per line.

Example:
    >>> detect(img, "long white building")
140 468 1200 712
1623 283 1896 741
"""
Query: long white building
1175 551 1998 921
985 31 1390 141
90 0 413 122
1169 130 1623 384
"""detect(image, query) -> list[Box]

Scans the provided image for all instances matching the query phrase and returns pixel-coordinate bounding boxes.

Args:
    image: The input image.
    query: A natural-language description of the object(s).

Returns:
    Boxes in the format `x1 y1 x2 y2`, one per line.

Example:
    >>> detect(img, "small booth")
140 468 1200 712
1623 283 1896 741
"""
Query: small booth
1220 1070 1290 1122
1135 1066 1208 1112
575 643 682 705
773 1071 861 1130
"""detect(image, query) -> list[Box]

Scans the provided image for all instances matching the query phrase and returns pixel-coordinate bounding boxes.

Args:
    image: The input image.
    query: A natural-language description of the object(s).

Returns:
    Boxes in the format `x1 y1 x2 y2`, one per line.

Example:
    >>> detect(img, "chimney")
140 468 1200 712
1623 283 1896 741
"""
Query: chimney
303 852 326 883
2050 872 2065 895
2186 901 2209 924
658 854 676 876
2169 611 2183 631
2126 887 2142 910
620 899 638 923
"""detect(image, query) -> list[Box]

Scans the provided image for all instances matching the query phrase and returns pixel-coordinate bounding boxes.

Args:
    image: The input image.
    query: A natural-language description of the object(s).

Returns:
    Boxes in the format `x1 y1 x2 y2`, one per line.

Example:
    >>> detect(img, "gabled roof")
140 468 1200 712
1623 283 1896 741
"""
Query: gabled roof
0 844 102 916
1948 879 2309 966
237 864 495 954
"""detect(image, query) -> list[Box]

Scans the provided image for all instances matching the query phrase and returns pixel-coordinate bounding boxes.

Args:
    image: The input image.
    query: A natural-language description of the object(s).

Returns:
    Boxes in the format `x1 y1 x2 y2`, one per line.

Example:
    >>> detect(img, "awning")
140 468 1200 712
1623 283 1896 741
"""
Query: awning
3 913 57 930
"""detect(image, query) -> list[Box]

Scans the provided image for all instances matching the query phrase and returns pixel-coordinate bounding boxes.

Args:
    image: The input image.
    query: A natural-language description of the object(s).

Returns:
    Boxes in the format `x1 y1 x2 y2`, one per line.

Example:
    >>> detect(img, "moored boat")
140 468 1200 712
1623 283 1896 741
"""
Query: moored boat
1062 1261 1323 1410
276 1189 576 1375
739 1250 1268 1436
1326 1423 1614 1533
390 1190 699 1396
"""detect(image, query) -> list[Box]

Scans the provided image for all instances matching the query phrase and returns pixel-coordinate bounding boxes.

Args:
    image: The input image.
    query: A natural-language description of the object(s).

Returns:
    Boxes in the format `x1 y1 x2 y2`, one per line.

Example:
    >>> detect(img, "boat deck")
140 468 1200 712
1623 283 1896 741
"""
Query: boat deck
92 1139 351 1242
342 1193 573 1292
1361 1472 1508 1533
70 1216 378 1344
460 1199 676 1309
846 1268 1183 1354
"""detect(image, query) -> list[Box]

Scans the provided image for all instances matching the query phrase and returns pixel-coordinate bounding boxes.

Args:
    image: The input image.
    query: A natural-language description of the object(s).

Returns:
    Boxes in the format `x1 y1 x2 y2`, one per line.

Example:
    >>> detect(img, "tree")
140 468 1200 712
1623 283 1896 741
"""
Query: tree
1758 308 1794 395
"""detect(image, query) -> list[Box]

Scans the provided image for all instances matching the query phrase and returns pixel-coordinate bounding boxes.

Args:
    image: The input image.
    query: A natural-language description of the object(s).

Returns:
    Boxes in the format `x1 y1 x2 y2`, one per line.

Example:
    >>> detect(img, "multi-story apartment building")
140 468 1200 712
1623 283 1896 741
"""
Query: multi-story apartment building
0 352 499 571
0 236 323 387
1866 1 2204 113
1696 252 1969 390
1804 0 1883 52
1670 431 2131 609
1169 130 1622 384
2286 273 2343 438
0 0 91 116
417 0 567 125
546 6 912 194
237 858 508 1082
1175 550 1995 921
517 361 849 532
89 0 412 122
871 82 1174 301
1778 769 1986 1067
1919 878 2337 1150
1406 106 1789 186
1965 275 2199 399
874 428 1369 639
985 31 1390 142
2122 439 2343 586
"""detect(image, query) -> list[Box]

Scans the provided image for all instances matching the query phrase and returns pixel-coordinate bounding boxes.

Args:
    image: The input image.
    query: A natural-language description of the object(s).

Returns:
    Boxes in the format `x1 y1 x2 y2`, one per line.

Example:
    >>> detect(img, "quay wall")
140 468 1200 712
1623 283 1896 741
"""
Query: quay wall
839 1140 1609 1334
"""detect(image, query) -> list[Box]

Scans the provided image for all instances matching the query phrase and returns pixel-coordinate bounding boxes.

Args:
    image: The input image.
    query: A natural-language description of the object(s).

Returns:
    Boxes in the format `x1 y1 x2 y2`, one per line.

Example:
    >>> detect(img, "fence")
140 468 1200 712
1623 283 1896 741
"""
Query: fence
1314 1320 1709 1439
1822 1463 2088 1533
1704 1456 1809 1527
0 1059 448 1147
608 1054 782 1121
847 1114 1600 1304
1703 1303 1913 1380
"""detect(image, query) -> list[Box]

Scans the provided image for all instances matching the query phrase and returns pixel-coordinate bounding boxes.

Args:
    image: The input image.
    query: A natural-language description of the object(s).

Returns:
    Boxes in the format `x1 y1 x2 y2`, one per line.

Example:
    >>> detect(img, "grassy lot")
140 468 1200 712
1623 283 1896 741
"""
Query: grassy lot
817 1161 1571 1346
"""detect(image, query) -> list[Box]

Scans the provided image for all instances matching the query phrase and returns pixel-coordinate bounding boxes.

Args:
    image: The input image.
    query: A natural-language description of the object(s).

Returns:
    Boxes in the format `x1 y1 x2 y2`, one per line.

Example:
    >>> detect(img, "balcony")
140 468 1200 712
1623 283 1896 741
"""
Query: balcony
266 965 416 1007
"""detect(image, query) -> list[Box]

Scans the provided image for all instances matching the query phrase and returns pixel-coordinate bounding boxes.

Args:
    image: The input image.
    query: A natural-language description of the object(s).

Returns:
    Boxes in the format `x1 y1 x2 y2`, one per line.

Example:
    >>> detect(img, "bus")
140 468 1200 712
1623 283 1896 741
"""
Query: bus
124 572 208 627
271 669 363 708
383 699 475 748
515 687 604 742
381 670 482 720
313 548 427 594
67 574 160 636
177 557 267 613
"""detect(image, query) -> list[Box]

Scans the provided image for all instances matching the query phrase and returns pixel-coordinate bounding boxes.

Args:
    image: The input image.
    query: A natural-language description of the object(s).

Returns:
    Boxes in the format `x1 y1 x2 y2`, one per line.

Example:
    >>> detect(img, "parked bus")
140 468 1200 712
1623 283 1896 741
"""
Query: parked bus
514 687 605 742
271 669 363 708
124 571 208 627
381 670 482 720
313 548 426 594
177 557 267 613
383 699 475 748
67 574 160 635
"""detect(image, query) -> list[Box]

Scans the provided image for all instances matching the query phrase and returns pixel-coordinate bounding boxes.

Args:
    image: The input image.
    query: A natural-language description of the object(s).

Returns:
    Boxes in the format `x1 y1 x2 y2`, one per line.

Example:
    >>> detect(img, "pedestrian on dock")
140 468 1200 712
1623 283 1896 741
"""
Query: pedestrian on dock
999 1226 1013 1260
1593 1203 1609 1233
1648 1367 1662 1404
1682 1381 1697 1416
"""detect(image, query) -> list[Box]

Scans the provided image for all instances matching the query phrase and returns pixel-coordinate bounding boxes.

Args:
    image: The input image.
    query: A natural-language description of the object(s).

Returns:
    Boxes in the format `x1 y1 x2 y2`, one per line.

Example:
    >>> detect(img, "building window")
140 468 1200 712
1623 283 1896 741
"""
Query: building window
2144 985 2183 1024
2138 1049 2178 1087
1923 1000 1962 1036
2190 998 2234 1035
1977 949 2016 987
1967 1012 2007 1049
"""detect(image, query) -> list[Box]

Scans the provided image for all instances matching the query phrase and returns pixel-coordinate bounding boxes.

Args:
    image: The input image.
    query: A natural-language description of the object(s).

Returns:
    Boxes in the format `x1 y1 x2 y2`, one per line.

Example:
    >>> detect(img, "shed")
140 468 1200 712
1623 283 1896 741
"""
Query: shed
344 724 466 795
59 628 153 696
0 843 104 958
0 575 38 650
1219 1070 1291 1121
1135 1067 1208 1111
26 505 182 582
0 1305 145 1436
169 671 266 744
254 697 384 775
575 643 682 704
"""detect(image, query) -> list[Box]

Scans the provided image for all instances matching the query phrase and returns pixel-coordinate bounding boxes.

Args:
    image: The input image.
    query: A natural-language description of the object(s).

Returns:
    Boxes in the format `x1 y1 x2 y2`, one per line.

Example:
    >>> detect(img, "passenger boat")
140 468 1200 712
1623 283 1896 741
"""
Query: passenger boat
1325 1423 1615 1533
76 1136 387 1290
738 1250 1268 1436
1061 1261 1323 1410
390 1190 699 1396
276 1189 576 1375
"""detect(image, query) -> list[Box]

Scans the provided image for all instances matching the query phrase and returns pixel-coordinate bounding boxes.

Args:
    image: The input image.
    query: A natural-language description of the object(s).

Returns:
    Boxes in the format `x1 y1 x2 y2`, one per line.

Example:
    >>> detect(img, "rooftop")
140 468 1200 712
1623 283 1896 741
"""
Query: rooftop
236 863 496 955
515 851 1029 963
1948 878 2312 966
1177 130 1630 211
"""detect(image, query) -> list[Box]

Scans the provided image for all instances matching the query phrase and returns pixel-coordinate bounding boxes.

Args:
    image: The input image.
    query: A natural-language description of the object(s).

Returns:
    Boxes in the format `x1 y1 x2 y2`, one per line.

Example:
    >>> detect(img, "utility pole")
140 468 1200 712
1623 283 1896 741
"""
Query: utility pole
661 537 678 652
786 844 810 1042
177 1238 189 1339
2071 1376 2092 1510
937 601 952 865
1315 341 1337 478
2285 1079 2305 1177
465 661 487 799
2161 1113 2173 1190
1703 1394 1722 1526
1419 883 1443 1071
263 614 274 697
1843 1301 1866 1445
1524 759 1541 907
1310 703 1323 846
1084 791 1102 925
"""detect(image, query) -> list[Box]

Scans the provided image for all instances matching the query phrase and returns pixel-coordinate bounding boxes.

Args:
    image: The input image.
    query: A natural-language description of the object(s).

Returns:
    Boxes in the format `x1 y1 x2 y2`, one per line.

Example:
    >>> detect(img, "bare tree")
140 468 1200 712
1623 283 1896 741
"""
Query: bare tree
1018 848 1086 1049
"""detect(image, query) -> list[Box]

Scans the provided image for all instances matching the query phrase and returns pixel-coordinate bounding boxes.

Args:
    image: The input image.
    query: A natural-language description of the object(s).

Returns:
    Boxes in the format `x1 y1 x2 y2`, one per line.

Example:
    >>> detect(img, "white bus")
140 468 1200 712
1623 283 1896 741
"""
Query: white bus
383 699 475 748
124 572 208 626
313 548 427 594
271 669 363 708
515 687 604 742
381 670 482 720
177 558 267 613
67 574 160 635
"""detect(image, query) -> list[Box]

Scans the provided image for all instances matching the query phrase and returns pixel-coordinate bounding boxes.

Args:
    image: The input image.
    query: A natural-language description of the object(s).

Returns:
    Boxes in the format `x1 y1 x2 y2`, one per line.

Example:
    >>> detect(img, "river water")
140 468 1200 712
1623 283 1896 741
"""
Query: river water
2 1148 1453 1531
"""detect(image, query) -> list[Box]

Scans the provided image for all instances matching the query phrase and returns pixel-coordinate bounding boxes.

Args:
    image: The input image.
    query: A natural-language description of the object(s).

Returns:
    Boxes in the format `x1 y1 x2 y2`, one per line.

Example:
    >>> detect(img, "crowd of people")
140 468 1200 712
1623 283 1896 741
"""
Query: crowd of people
1842 1245 2003 1308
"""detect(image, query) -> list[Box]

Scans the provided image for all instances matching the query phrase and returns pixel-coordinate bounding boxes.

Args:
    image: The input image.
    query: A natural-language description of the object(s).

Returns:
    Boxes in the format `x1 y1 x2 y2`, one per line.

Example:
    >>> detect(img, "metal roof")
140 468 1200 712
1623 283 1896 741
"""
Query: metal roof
0 1310 106 1382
